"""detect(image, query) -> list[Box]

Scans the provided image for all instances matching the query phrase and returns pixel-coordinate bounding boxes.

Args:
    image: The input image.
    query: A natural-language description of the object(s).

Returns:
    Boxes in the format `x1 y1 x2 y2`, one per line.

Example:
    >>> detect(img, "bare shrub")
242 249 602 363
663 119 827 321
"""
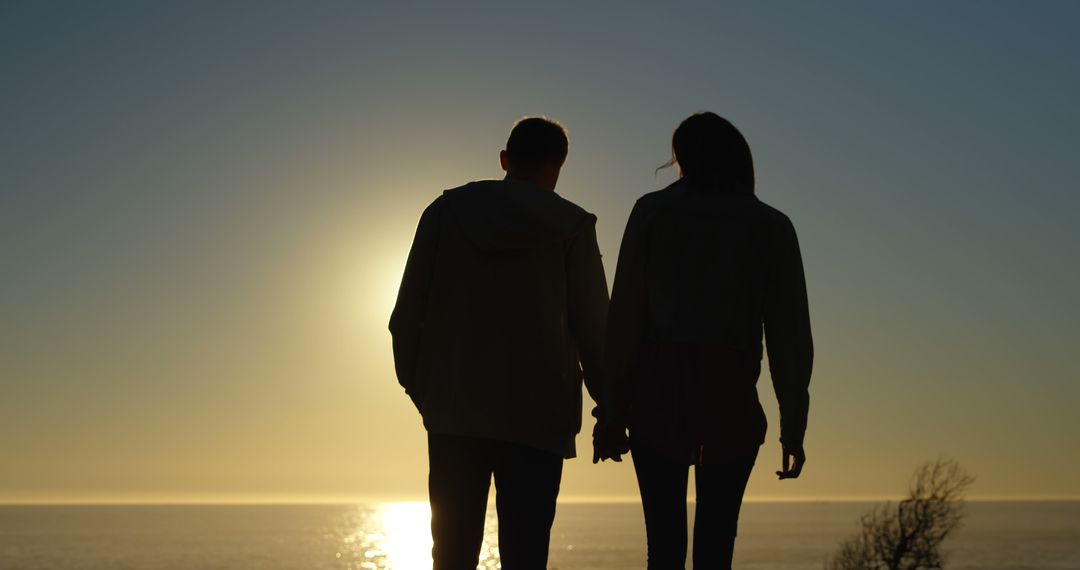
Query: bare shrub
825 459 975 570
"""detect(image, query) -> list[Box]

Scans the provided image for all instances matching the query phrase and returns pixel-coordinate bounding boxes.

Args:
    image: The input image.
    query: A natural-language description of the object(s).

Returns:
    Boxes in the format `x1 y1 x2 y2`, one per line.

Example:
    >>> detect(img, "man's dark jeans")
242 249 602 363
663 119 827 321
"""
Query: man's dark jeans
428 432 563 570
631 439 758 570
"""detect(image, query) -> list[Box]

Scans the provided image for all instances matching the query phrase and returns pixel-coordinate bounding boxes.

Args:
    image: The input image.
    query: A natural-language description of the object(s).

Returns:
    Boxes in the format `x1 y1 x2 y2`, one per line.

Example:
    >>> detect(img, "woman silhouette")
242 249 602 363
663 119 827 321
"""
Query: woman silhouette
601 112 813 568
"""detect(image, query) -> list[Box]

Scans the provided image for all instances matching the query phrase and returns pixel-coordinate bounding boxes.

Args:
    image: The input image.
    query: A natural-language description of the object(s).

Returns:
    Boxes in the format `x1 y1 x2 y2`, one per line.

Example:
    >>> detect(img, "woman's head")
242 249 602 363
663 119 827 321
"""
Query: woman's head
660 112 754 193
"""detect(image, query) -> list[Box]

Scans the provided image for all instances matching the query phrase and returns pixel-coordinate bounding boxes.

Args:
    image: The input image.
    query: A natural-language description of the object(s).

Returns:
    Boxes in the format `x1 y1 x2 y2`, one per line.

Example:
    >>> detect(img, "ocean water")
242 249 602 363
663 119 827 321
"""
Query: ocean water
1 501 1078 569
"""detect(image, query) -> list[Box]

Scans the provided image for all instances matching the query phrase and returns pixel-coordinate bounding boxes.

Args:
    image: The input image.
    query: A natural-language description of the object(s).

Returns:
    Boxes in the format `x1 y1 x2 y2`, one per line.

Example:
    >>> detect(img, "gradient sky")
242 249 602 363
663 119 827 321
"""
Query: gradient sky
3 2 1079 503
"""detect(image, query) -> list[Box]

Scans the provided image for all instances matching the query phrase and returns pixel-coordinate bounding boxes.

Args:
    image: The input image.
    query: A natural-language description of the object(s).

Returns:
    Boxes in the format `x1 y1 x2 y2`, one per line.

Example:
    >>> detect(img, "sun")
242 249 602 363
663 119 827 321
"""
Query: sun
348 241 409 341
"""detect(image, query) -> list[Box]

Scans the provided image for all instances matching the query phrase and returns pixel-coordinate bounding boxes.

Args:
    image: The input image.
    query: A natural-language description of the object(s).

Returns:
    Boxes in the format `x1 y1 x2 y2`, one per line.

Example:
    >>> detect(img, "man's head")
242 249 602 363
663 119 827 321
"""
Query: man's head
500 117 568 190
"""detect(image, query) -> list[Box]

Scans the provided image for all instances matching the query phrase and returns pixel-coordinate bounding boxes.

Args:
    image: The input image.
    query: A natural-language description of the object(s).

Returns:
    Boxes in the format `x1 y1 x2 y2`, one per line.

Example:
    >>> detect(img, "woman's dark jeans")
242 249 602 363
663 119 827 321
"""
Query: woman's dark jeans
631 439 758 569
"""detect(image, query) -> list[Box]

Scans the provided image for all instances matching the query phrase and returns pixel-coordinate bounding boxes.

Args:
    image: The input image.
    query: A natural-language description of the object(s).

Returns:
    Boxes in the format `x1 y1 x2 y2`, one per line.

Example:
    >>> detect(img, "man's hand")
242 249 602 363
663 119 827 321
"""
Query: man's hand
776 446 805 479
592 422 630 464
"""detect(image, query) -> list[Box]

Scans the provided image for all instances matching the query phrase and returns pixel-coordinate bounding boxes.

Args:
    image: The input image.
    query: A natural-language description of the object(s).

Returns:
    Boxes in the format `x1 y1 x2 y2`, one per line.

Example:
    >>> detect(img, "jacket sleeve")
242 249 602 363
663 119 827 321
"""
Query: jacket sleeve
566 216 611 421
603 200 650 429
388 198 443 410
763 214 814 450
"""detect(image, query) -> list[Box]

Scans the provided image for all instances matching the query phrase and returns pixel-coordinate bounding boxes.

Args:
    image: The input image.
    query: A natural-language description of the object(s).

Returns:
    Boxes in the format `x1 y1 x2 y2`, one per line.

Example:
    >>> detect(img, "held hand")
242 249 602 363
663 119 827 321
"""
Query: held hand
776 446 805 480
592 438 626 463
592 442 622 464
592 423 630 464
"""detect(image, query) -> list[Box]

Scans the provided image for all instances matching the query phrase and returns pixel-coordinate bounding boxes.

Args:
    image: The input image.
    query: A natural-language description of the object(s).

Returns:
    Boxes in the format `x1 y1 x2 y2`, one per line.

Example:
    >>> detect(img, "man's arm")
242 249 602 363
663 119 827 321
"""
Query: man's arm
566 216 609 416
388 198 443 411
764 214 813 477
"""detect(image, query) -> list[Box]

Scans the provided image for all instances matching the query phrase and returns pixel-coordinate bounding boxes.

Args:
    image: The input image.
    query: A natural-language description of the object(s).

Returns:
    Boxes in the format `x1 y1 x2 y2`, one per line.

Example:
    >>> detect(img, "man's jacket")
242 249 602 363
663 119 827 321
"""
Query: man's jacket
606 178 813 462
389 179 609 458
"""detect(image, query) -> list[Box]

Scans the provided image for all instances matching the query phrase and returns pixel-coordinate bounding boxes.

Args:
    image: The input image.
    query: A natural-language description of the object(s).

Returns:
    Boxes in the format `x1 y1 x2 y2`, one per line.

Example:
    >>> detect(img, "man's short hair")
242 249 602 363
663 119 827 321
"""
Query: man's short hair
505 117 569 172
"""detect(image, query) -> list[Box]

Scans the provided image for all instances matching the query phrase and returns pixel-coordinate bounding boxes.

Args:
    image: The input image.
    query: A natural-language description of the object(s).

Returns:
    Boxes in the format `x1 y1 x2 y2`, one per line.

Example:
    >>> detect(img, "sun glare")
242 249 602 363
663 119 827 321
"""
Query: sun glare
376 502 433 569
378 258 405 321
349 502 500 569
356 247 408 330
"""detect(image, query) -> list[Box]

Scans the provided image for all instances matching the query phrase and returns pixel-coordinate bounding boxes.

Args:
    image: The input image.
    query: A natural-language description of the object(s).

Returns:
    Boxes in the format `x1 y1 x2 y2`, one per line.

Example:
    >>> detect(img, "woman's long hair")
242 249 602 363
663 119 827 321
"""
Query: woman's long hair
658 112 755 194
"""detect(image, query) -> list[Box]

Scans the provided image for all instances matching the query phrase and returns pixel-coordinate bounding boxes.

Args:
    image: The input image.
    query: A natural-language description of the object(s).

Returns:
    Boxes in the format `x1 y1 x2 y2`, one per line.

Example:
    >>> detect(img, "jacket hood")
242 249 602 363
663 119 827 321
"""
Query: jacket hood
441 179 594 251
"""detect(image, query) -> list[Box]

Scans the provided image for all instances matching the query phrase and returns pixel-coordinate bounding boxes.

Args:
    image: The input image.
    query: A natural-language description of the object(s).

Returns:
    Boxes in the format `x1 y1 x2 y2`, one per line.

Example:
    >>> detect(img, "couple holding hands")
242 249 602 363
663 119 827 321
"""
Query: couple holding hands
390 112 813 569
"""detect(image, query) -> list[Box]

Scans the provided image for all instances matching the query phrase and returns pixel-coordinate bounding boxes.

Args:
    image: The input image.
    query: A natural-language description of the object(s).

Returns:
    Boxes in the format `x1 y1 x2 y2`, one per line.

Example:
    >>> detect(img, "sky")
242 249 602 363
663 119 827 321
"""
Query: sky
2 1 1079 503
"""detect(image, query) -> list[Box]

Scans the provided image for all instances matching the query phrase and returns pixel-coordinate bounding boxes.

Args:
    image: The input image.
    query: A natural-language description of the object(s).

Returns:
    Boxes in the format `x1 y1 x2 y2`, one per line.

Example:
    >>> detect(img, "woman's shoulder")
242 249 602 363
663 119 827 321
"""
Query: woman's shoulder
753 200 798 234
752 198 790 220
632 180 685 212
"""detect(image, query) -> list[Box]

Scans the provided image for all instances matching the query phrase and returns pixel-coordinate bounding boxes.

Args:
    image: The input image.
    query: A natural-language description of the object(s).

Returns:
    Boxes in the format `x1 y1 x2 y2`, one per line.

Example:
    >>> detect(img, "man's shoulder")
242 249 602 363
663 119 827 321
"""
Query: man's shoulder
440 180 595 228
433 179 594 246
549 190 592 218
441 179 488 196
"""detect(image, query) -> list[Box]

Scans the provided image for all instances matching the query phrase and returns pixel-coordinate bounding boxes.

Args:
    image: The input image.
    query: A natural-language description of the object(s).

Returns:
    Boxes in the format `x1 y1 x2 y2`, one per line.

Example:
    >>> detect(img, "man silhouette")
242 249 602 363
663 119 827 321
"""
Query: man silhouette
389 117 618 569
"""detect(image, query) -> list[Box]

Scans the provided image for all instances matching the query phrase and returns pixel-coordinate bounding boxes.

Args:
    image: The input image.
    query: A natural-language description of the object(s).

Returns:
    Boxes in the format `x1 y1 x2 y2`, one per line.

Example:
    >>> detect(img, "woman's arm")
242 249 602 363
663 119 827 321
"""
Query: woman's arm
604 199 652 432
764 213 814 475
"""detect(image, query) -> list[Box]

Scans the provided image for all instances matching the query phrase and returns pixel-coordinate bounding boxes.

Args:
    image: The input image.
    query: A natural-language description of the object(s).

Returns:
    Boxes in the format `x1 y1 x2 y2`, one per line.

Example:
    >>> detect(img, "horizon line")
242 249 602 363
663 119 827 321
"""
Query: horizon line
2 495 1078 506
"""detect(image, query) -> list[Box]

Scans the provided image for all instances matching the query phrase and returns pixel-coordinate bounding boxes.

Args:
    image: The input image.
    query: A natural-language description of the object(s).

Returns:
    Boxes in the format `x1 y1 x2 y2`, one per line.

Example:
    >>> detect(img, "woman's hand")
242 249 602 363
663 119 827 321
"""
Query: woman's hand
776 446 805 479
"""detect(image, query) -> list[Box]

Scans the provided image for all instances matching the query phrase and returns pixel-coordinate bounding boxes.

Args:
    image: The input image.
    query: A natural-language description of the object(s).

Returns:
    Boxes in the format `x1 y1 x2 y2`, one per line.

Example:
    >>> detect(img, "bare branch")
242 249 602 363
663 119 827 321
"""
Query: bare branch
825 459 974 570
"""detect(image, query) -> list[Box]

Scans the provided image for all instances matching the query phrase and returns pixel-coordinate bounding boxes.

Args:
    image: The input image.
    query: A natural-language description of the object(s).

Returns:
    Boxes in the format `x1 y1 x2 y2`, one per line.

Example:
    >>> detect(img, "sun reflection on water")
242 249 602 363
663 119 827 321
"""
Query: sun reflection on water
348 502 500 569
